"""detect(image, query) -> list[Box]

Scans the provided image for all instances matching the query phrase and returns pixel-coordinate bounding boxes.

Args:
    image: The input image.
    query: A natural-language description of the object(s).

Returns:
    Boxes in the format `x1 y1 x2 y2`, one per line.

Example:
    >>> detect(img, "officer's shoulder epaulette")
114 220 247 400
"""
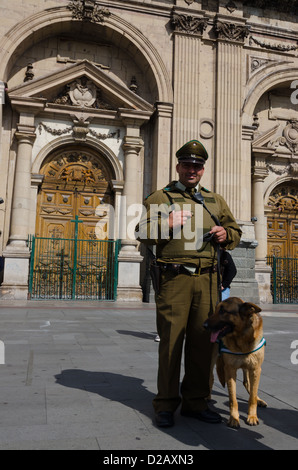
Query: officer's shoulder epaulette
145 191 154 200
162 182 177 192
201 186 211 193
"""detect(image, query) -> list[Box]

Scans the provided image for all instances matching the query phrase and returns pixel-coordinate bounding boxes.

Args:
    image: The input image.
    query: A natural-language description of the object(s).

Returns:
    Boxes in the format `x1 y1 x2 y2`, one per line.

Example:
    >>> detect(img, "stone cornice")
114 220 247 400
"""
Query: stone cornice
243 0 298 15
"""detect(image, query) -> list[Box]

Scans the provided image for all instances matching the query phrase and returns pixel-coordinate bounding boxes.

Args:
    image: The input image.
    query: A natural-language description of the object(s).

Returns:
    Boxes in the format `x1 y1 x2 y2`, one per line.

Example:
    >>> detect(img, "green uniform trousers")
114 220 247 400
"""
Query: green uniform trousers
153 269 218 414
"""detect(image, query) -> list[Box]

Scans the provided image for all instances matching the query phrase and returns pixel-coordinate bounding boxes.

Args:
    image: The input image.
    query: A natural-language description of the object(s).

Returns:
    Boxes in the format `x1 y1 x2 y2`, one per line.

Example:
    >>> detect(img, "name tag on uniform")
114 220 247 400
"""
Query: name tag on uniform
204 197 215 203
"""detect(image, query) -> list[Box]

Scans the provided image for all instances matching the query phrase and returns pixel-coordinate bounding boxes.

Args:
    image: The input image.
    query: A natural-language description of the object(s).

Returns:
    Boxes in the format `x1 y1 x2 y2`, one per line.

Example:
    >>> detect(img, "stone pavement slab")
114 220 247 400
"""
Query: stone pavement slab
0 300 297 451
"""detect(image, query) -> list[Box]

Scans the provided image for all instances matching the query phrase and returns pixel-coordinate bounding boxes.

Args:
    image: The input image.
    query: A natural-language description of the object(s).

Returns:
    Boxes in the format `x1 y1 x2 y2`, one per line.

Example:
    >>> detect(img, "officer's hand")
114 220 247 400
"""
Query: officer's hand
168 210 192 229
209 225 227 243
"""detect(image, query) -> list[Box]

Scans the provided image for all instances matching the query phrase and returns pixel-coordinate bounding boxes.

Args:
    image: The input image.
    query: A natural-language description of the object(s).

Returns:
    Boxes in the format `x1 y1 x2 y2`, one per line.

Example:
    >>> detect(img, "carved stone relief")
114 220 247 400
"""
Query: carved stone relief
41 151 110 188
268 120 298 154
53 77 114 110
68 0 110 23
267 185 298 213
214 21 250 42
171 12 208 35
38 119 119 143
225 1 237 13
250 56 275 74
267 162 298 176
249 36 298 52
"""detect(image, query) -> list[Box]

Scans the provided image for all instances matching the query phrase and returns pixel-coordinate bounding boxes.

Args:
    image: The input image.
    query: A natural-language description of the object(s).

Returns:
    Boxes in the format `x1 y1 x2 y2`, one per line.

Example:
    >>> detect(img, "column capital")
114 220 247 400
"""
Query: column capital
214 17 249 44
171 10 208 37
122 135 143 153
252 154 269 180
111 180 124 192
118 108 152 128
252 166 268 181
15 124 36 144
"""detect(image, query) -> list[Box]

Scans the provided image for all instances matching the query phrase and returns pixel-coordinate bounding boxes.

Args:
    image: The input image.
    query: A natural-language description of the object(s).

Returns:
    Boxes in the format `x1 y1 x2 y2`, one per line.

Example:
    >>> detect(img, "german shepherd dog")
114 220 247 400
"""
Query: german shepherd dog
204 297 267 428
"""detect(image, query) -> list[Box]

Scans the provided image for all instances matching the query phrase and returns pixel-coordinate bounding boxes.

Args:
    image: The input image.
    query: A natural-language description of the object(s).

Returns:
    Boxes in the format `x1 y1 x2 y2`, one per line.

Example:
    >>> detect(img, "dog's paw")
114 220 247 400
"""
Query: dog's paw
246 415 259 426
227 417 240 428
257 398 267 408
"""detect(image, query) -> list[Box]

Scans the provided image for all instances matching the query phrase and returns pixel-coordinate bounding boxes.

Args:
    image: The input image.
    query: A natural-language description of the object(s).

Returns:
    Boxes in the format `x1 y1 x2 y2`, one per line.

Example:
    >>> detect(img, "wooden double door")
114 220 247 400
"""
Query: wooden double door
267 183 298 258
266 184 298 303
35 148 114 241
267 217 298 258
32 148 116 300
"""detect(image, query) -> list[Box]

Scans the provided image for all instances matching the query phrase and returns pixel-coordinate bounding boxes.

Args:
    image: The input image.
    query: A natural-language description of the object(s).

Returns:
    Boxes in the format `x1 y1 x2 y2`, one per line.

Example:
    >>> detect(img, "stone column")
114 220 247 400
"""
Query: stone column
1 124 36 299
171 11 208 179
151 102 173 190
117 110 151 301
0 82 5 251
252 154 272 303
214 17 249 218
111 180 124 240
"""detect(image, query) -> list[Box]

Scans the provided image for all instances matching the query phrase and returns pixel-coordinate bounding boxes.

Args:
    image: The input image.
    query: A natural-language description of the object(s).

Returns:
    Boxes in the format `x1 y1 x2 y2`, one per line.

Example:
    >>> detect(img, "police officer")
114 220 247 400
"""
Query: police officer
136 140 242 427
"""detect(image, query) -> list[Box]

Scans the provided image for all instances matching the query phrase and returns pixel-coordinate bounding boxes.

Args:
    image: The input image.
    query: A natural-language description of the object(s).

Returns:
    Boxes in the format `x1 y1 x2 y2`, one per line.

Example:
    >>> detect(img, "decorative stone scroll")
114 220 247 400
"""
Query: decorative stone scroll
68 0 110 23
214 20 249 42
171 12 208 35
267 185 298 213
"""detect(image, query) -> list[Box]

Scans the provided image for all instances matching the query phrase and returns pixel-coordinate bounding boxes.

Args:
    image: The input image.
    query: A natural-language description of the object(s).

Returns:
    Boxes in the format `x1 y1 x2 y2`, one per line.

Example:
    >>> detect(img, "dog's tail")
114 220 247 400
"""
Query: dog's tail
216 355 225 387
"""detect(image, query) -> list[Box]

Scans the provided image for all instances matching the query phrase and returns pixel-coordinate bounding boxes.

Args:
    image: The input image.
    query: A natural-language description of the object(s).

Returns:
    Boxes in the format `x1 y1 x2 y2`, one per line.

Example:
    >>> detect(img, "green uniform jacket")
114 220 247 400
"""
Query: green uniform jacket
136 182 242 268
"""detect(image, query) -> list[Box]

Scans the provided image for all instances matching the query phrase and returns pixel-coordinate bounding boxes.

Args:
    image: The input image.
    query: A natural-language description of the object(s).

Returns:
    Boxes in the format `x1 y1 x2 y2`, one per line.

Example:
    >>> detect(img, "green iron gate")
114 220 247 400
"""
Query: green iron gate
28 235 120 301
267 256 298 304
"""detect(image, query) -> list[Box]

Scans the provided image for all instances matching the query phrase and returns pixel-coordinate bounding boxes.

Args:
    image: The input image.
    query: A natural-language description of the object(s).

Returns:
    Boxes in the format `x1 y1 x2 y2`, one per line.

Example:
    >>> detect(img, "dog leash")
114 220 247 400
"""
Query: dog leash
192 191 222 303
217 337 266 356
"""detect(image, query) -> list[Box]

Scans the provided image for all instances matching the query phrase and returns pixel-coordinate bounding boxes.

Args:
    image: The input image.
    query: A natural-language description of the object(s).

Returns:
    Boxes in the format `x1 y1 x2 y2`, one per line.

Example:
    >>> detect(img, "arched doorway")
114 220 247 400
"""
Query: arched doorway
29 147 119 300
36 147 114 240
266 182 298 303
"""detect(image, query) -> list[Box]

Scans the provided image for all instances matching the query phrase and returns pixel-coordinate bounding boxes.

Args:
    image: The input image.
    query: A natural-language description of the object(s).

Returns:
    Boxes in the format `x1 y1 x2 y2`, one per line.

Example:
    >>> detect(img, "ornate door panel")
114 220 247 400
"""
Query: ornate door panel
290 219 298 258
31 148 116 300
267 218 289 257
36 149 113 240
267 184 298 258
267 183 298 303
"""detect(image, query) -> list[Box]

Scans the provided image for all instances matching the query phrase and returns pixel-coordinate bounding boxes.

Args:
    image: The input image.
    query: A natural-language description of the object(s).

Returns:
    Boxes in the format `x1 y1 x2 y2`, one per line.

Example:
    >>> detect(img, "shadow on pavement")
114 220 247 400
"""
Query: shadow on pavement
53 369 297 450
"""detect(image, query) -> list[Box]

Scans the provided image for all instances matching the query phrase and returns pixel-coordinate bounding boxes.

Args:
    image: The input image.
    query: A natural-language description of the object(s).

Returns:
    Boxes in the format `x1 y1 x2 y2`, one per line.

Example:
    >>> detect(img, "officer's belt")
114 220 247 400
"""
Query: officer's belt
157 262 217 276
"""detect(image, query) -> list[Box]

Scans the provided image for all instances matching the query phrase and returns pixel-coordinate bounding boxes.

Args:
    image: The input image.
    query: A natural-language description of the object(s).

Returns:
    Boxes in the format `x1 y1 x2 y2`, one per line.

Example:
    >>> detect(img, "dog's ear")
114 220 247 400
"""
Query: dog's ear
239 302 262 316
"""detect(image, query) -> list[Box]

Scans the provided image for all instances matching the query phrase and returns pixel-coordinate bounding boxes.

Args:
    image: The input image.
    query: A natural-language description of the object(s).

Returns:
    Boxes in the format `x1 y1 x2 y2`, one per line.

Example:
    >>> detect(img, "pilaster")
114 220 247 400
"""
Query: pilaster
171 10 208 179
152 102 173 190
214 16 249 218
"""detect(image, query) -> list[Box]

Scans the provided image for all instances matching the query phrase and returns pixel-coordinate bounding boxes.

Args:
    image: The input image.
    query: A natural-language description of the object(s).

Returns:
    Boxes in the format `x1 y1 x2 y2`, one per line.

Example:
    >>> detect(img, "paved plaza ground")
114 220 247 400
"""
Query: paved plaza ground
0 300 296 451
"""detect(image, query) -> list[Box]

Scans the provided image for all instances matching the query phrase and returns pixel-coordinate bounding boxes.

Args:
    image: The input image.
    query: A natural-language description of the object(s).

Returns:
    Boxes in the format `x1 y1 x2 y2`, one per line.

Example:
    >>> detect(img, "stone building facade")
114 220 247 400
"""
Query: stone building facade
0 0 297 302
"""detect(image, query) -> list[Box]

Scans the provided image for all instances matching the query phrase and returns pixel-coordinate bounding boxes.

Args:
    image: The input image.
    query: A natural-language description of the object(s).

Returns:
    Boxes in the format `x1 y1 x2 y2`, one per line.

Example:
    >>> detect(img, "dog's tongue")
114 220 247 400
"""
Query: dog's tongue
210 331 220 343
